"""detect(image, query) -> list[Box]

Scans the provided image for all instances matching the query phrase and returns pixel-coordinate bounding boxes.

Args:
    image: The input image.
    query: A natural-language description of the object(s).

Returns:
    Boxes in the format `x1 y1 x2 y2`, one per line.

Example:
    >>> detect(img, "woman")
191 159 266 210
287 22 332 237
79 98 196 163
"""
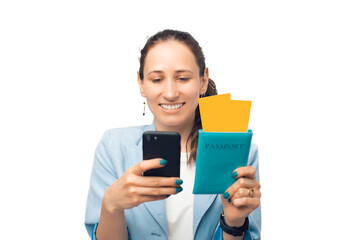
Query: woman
85 29 261 240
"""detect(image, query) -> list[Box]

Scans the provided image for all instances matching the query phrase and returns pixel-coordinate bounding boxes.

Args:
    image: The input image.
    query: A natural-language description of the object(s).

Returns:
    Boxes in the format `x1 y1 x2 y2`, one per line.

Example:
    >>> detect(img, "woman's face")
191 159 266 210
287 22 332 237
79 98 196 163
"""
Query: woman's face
138 40 208 130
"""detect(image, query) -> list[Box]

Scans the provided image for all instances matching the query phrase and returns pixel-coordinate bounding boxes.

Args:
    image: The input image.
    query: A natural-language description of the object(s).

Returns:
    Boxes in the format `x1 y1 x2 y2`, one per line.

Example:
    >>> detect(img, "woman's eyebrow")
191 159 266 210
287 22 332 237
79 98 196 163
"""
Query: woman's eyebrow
175 70 193 74
147 70 194 76
147 70 163 76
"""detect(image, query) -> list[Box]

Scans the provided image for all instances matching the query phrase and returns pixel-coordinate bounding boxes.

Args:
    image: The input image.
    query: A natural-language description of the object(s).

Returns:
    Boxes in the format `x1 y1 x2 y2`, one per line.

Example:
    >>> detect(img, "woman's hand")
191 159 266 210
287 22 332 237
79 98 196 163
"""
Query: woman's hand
102 158 183 213
221 166 261 226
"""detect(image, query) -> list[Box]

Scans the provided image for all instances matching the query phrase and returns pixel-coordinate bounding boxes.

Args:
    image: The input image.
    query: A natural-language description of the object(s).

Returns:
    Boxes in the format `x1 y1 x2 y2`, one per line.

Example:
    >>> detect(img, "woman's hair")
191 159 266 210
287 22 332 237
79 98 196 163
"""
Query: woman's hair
139 29 218 165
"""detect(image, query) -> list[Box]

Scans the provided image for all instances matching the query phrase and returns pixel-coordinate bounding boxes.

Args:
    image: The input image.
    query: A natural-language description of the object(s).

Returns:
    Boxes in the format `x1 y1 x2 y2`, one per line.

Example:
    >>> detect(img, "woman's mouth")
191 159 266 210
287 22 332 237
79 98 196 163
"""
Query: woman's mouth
159 103 185 110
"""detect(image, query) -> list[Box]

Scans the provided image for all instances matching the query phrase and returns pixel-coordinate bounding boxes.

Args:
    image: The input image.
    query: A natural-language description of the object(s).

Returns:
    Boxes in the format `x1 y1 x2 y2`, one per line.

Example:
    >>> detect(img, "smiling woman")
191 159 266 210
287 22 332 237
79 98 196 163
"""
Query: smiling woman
137 30 219 163
138 40 208 146
85 29 261 240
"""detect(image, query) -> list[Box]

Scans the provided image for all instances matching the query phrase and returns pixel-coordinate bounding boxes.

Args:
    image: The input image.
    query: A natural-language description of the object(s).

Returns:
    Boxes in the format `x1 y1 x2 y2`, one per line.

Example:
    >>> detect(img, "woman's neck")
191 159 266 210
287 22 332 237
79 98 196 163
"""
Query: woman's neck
154 120 193 153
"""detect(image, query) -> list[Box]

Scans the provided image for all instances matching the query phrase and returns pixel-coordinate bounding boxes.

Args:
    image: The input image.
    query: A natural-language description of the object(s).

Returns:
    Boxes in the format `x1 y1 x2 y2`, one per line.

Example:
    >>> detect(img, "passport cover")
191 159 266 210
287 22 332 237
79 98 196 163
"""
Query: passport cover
193 129 253 194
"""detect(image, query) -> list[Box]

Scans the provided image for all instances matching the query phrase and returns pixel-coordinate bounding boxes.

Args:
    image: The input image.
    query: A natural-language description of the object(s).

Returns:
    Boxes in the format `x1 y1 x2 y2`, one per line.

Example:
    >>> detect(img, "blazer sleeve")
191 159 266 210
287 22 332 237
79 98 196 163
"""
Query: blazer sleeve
91 222 132 240
212 144 261 240
84 131 119 238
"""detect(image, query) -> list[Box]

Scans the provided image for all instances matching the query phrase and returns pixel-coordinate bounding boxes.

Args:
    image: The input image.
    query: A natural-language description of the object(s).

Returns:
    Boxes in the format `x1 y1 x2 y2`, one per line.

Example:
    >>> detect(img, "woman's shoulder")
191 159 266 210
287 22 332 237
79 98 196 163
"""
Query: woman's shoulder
106 124 150 136
100 123 155 147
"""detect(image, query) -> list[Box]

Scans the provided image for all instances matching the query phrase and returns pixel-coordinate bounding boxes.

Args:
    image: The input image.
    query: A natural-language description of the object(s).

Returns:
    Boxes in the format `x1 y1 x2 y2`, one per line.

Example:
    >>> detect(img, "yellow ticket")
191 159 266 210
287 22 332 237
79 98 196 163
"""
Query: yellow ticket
199 93 251 132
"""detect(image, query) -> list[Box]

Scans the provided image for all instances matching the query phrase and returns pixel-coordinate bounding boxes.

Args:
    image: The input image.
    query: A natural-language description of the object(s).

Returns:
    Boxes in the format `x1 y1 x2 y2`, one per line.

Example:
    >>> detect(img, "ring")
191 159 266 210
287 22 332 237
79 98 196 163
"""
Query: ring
248 188 255 198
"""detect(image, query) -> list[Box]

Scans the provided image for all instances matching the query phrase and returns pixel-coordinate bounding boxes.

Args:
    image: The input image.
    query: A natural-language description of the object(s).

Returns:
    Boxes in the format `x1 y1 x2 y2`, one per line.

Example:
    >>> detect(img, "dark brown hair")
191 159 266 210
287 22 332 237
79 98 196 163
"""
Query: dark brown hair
139 29 218 164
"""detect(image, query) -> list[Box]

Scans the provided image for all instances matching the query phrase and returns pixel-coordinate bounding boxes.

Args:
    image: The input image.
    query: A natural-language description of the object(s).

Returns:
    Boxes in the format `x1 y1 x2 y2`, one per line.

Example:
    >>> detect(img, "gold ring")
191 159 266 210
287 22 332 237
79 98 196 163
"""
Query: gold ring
248 188 255 198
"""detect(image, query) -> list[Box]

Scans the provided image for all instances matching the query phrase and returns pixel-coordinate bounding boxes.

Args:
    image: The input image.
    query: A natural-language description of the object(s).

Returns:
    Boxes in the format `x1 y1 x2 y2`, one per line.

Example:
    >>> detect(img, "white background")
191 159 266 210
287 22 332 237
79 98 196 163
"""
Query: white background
1 0 359 239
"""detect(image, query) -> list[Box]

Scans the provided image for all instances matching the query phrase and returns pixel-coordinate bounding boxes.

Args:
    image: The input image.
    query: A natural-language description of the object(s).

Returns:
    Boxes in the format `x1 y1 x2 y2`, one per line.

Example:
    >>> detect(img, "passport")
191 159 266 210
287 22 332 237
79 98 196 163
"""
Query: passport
193 93 253 194
193 129 253 194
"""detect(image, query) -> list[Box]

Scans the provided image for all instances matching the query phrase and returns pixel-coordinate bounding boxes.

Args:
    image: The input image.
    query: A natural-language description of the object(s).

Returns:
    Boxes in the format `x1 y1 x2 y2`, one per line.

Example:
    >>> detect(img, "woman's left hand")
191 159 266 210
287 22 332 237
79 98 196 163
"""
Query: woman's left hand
221 166 261 226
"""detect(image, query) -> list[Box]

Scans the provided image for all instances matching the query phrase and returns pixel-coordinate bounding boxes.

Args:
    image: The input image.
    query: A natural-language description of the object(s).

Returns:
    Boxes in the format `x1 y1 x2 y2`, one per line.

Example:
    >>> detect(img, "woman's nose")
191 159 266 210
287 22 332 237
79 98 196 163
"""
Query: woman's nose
163 79 179 100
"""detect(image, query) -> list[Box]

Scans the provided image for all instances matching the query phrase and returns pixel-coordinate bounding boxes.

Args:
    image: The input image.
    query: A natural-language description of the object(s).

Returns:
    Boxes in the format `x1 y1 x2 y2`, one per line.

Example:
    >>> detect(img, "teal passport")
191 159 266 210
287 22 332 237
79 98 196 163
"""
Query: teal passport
193 129 253 194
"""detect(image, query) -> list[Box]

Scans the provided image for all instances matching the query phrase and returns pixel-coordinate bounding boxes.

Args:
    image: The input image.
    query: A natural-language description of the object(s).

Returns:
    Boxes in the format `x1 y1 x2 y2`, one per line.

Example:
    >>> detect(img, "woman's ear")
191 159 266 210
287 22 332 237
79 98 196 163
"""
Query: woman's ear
200 67 209 95
137 72 146 97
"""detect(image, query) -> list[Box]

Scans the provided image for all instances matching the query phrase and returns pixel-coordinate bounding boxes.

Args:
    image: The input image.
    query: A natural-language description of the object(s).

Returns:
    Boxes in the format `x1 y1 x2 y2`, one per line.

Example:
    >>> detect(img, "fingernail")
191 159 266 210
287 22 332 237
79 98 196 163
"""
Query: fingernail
228 198 232 203
159 159 167 165
224 192 230 199
231 171 238 178
175 179 183 185
176 187 183 193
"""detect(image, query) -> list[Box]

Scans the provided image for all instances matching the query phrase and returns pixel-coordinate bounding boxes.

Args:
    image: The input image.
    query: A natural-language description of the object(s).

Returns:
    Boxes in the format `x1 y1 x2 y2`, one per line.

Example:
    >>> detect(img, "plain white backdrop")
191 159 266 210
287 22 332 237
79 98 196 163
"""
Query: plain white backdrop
1 0 359 239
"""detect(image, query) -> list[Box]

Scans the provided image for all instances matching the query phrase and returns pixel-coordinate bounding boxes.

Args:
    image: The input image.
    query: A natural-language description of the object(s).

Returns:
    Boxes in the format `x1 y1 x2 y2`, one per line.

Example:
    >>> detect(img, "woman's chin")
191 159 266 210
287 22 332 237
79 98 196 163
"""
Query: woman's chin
156 117 189 129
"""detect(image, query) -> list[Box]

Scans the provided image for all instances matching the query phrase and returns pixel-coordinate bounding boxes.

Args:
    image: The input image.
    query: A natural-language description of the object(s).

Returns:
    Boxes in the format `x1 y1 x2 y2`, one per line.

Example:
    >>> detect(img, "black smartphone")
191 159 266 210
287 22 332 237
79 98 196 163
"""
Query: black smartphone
142 131 181 177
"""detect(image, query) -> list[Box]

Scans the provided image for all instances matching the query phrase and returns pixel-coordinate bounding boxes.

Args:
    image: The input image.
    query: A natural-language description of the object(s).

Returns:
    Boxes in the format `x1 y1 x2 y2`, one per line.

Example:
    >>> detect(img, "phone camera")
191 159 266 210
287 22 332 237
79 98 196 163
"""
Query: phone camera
145 135 151 142
154 136 158 141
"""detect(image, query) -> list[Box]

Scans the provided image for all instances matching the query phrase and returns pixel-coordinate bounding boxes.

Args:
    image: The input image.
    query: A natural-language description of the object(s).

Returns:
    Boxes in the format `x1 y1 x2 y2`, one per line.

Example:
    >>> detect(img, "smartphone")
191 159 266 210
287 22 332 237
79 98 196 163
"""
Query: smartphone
142 131 181 177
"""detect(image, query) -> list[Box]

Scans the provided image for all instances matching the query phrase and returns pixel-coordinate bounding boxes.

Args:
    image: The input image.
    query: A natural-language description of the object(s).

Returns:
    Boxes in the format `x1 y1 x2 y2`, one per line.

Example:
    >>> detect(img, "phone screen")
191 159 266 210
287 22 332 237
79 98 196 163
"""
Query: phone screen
142 131 181 177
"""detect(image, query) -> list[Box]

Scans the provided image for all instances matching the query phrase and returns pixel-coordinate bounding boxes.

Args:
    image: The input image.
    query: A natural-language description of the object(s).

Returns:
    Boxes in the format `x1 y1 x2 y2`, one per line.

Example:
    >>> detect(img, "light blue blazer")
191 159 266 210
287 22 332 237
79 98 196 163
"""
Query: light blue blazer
85 122 261 239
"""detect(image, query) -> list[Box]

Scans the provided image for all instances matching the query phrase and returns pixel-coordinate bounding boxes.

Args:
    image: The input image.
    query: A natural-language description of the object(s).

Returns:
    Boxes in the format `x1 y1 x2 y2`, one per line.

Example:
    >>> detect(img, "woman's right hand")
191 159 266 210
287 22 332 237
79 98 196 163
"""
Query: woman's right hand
102 158 183 213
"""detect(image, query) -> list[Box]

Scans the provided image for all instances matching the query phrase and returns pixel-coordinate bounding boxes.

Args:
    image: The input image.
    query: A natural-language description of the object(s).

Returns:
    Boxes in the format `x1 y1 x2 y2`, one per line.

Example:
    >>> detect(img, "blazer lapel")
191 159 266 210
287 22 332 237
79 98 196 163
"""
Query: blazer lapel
133 122 168 235
143 200 168 235
193 194 218 236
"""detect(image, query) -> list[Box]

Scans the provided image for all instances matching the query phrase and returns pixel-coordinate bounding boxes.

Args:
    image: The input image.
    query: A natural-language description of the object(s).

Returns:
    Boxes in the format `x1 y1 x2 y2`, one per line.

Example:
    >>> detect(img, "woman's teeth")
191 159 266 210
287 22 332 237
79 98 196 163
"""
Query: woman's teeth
160 103 184 110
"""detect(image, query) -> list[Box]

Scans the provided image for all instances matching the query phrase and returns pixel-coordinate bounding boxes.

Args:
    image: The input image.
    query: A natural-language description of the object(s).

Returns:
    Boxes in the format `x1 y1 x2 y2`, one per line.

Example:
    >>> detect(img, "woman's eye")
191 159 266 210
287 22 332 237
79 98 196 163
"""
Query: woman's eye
152 78 162 83
178 77 189 81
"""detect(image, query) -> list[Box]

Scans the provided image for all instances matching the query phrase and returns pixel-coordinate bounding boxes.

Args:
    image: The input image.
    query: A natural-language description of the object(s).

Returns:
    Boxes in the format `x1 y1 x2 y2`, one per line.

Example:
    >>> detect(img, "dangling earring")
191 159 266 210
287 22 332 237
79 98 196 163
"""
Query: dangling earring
143 101 146 116
200 93 206 98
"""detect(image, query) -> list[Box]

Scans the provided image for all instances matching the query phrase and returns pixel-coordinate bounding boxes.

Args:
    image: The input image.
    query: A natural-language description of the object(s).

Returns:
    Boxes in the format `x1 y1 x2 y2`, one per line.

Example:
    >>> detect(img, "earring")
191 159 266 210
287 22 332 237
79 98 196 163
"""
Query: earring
143 101 146 116
200 93 206 98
